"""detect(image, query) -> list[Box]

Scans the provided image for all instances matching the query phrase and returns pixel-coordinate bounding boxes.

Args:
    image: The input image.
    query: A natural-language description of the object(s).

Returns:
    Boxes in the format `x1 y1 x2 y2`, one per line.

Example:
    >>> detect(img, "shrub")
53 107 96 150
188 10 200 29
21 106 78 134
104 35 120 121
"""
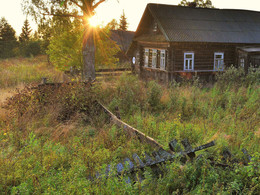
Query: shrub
147 80 163 111
20 41 42 57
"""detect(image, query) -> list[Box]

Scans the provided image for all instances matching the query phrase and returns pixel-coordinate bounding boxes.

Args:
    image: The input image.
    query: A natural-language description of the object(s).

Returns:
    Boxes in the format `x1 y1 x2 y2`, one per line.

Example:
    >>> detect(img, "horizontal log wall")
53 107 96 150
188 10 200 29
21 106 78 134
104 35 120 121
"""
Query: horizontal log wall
171 42 259 71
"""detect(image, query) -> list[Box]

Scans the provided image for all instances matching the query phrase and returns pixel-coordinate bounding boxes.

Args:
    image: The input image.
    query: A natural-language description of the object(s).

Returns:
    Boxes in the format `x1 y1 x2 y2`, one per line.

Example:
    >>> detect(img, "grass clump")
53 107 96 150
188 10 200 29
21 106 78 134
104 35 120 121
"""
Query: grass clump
0 55 63 88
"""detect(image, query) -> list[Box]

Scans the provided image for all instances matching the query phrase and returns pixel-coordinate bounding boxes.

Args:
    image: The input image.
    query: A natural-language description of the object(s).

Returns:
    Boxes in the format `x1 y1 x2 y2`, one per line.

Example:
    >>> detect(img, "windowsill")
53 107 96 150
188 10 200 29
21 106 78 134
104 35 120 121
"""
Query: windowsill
175 70 225 73
143 66 167 72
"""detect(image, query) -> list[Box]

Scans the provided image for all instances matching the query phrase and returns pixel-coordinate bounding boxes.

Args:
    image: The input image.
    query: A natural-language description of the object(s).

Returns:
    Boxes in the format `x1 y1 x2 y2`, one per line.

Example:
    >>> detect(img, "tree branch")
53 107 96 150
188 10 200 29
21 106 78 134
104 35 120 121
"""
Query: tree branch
93 0 106 10
70 0 83 10
42 12 83 19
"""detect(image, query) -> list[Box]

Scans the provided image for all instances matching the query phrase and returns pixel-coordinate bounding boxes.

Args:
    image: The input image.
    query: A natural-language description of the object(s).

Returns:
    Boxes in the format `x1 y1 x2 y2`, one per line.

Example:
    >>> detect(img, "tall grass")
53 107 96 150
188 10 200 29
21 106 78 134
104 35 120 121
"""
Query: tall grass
0 63 259 194
0 55 63 88
104 69 260 156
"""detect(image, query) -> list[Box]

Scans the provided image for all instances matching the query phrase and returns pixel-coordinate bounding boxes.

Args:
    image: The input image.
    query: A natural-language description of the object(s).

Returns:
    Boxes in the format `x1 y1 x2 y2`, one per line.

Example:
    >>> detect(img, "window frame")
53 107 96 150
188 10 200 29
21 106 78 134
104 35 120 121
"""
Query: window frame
214 52 224 71
152 49 157 68
160 49 166 70
240 58 245 68
144 48 149 67
184 52 194 71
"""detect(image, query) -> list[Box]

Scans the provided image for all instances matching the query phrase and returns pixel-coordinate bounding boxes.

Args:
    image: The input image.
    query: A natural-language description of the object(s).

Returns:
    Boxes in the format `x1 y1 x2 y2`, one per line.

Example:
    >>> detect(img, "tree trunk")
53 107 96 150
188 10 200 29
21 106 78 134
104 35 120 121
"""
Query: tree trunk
82 27 96 81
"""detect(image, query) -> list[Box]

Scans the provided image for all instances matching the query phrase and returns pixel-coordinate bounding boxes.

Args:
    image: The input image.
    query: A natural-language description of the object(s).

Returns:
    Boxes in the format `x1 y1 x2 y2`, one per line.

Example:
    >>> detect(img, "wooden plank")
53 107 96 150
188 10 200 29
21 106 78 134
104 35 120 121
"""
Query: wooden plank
181 138 195 159
133 153 145 168
124 158 134 170
144 152 154 165
157 148 172 160
169 139 180 152
96 68 131 72
242 148 252 162
152 151 163 162
117 163 124 174
181 139 193 151
97 101 165 150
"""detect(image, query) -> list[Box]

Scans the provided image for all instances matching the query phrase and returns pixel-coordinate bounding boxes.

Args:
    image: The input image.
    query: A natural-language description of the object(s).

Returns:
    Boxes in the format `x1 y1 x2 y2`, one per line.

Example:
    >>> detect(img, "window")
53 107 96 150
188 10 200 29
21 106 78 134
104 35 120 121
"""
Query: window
144 48 149 67
214 52 224 71
160 50 166 70
184 52 194 71
152 49 157 68
240 58 245 68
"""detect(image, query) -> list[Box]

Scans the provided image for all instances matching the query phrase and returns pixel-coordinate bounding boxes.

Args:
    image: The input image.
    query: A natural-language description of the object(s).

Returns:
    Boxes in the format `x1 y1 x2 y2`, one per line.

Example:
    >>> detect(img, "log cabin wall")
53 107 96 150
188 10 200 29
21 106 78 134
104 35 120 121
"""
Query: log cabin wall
131 41 260 83
137 42 170 83
171 42 260 72
171 42 237 71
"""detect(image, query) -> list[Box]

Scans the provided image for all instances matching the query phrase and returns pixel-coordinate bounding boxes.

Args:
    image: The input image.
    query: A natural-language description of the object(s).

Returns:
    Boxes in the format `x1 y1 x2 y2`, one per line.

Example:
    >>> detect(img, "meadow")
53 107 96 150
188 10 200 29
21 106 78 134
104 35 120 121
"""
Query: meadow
0 56 259 194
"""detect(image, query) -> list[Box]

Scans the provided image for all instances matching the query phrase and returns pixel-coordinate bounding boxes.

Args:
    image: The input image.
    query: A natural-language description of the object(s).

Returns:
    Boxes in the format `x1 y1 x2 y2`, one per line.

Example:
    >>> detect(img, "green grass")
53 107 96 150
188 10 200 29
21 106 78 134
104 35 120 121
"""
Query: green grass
0 55 63 88
0 61 259 194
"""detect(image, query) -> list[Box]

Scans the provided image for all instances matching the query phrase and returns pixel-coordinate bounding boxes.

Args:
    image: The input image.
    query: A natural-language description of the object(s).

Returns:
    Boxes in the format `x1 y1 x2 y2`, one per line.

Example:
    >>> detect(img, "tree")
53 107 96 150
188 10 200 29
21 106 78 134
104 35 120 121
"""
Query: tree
47 20 120 72
0 17 18 58
107 19 119 30
118 10 128 31
19 19 32 42
179 0 214 8
22 0 110 81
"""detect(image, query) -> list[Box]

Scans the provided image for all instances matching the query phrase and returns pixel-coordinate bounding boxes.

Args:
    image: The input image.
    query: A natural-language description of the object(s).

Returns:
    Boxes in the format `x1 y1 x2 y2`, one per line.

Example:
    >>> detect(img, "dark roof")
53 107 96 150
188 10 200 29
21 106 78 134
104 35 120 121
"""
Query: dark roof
110 30 135 52
136 3 260 43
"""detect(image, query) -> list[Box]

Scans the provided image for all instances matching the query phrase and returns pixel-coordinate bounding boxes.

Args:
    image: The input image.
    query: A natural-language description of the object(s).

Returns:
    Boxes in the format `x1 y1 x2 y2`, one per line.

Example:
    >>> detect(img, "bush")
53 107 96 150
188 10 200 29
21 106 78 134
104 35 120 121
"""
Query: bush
216 66 260 88
147 80 162 111
115 73 146 115
21 41 42 57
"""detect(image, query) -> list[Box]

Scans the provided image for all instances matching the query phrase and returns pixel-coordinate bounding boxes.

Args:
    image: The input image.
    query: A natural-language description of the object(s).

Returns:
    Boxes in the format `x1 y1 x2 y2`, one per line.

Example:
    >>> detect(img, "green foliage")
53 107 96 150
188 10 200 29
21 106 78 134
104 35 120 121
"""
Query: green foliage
47 20 83 71
95 26 120 69
179 0 215 8
118 10 128 31
147 80 162 111
113 73 146 116
0 17 18 58
1 61 259 193
107 19 119 30
0 56 62 88
47 20 120 71
216 66 260 88
20 41 42 57
19 19 32 43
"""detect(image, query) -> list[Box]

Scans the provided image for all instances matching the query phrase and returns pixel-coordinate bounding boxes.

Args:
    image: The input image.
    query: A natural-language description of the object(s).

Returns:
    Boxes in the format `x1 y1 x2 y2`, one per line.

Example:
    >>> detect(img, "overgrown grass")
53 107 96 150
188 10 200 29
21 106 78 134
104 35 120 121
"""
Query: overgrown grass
0 62 259 194
0 55 63 88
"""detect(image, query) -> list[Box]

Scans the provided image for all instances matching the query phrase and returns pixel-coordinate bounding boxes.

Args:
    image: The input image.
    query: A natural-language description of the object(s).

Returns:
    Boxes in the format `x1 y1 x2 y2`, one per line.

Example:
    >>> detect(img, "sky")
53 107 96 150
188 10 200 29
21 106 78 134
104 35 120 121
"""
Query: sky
1 0 260 36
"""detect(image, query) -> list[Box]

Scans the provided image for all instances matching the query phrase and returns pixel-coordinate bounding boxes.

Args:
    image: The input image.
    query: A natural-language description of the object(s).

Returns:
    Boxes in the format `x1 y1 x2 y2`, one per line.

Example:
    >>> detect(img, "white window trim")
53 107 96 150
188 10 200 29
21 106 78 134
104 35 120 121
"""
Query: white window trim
144 48 149 67
240 58 245 68
160 50 166 70
214 52 224 71
184 52 194 71
152 49 157 68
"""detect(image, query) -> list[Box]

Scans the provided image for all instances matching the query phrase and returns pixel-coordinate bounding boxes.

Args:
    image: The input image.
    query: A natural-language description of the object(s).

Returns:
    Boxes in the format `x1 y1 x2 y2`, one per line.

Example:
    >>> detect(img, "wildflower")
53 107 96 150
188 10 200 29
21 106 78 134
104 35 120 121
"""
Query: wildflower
3 133 7 136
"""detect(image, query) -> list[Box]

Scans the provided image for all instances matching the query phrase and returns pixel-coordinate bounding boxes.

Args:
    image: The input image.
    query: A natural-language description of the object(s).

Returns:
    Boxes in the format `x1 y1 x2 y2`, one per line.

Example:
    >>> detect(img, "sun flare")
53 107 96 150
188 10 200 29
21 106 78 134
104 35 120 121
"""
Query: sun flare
88 15 101 27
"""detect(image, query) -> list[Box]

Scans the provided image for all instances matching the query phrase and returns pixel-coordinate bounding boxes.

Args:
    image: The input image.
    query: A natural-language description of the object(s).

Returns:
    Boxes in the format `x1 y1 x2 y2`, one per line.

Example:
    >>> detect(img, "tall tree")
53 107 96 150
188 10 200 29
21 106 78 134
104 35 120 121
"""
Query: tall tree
19 19 32 42
22 0 110 81
107 19 119 30
118 10 128 31
179 0 214 8
0 17 17 58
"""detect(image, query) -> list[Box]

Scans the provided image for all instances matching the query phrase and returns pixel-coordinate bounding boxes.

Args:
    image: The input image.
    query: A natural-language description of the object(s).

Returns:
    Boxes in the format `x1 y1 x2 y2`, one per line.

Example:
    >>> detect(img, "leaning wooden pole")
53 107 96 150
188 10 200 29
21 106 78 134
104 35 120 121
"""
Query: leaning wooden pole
97 101 164 150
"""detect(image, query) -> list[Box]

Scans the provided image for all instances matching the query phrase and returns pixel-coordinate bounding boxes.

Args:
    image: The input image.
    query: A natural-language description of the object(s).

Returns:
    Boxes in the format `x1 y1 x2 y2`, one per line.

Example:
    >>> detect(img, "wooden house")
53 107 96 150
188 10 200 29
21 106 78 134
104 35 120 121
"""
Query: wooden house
127 4 260 82
110 30 135 63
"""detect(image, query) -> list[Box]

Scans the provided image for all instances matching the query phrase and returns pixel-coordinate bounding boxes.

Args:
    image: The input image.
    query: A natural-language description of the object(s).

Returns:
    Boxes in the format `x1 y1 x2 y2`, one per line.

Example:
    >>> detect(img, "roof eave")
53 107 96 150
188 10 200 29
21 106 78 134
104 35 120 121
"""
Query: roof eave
147 4 170 42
